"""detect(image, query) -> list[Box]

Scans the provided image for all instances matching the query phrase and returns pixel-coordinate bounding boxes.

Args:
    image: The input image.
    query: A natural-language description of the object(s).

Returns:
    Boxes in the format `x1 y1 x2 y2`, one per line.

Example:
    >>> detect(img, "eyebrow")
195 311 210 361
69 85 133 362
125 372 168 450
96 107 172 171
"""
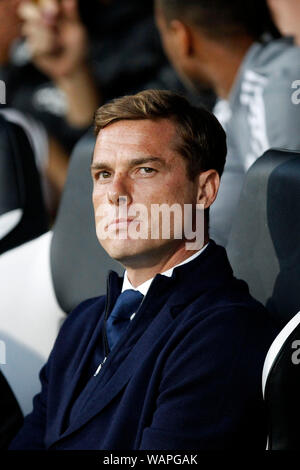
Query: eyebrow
90 156 166 172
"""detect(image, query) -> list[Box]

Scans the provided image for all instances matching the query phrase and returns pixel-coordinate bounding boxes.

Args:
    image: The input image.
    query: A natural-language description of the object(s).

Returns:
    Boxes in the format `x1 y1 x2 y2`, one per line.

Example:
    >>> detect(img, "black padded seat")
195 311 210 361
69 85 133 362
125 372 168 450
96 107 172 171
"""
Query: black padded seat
0 114 48 254
227 149 300 329
50 129 123 314
262 312 300 450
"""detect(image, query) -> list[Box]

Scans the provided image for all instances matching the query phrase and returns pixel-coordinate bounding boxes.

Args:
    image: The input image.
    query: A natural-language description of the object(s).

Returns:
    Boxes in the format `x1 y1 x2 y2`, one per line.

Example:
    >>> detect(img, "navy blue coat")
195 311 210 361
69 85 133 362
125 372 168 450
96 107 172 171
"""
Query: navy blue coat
10 241 278 450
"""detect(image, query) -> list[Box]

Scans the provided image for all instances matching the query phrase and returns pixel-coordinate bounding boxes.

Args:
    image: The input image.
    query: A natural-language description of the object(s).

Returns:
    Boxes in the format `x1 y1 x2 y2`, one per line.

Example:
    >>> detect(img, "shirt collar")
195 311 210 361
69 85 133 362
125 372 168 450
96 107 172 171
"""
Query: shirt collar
121 243 209 296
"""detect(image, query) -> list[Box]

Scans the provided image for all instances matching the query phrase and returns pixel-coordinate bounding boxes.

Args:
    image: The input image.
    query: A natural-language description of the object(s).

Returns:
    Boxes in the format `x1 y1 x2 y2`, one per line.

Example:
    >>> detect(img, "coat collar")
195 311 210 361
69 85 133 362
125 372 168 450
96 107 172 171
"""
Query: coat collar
108 240 233 308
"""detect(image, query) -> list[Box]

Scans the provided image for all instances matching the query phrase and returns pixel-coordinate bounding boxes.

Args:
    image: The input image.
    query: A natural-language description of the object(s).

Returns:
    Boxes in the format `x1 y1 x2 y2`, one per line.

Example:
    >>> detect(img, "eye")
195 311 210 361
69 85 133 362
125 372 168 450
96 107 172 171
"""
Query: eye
138 167 156 175
100 171 111 179
94 170 111 181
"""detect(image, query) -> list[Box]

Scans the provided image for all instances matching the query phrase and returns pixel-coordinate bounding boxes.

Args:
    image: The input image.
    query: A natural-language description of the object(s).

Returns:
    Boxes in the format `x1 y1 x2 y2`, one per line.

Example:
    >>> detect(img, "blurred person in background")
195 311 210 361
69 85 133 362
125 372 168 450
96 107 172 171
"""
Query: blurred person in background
0 0 214 217
267 0 300 46
156 0 300 247
0 0 80 218
15 0 213 149
7 0 213 211
0 0 55 218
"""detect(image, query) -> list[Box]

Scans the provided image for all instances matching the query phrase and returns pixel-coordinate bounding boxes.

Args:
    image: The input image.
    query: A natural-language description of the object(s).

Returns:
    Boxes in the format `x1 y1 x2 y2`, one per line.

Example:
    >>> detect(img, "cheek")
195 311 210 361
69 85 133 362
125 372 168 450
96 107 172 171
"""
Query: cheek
92 191 100 210
164 172 192 199
92 190 107 221
92 184 107 202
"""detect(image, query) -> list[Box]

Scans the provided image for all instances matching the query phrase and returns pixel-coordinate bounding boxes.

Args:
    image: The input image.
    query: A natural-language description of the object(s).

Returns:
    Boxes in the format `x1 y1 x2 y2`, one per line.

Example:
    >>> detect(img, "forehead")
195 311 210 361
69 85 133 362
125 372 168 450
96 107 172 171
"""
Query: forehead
93 118 177 161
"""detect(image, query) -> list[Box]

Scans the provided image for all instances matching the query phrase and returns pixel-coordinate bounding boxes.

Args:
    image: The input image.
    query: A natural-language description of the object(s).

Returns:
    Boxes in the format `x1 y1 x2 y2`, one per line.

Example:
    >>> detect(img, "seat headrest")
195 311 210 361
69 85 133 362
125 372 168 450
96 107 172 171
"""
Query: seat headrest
227 148 300 328
51 129 123 314
263 312 300 450
0 116 22 217
0 114 48 254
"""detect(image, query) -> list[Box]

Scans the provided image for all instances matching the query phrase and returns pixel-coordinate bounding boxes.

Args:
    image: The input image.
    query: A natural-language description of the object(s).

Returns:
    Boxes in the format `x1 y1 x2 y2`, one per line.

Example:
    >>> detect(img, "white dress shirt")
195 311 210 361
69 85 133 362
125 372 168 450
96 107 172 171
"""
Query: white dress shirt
122 243 209 297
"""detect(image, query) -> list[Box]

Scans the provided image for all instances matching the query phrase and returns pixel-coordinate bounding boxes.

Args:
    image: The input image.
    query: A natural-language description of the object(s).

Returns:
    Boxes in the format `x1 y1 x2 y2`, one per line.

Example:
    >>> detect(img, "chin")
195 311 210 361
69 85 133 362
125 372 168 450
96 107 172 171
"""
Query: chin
99 238 167 267
100 238 148 261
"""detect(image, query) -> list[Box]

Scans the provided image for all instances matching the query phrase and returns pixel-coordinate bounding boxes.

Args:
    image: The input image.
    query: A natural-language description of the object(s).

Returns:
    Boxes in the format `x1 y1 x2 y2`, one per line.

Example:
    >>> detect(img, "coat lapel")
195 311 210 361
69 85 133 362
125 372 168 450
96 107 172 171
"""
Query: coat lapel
55 301 173 442
47 297 106 441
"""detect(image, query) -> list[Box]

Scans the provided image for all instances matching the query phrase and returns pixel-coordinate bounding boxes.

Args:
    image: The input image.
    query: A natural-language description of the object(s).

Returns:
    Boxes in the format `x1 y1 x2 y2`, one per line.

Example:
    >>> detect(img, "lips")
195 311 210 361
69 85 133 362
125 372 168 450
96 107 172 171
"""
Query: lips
106 218 136 231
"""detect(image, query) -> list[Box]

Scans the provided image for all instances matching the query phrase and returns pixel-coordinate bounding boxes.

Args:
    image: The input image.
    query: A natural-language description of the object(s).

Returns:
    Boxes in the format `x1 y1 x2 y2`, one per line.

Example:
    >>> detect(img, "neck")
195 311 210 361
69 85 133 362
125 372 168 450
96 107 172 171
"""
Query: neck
125 237 208 288
195 36 254 99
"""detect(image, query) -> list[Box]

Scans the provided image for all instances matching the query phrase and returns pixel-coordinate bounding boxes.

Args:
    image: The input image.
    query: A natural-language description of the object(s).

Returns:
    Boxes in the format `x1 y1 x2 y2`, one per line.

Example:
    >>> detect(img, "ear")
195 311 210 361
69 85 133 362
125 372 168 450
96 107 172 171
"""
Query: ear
169 19 195 58
196 170 220 209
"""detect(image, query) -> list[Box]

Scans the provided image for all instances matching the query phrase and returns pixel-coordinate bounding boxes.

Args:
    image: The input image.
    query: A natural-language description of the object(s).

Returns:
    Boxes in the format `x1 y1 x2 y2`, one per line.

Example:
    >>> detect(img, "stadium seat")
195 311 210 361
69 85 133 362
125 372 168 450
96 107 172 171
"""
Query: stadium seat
0 130 123 416
227 148 300 329
50 130 123 314
262 311 300 450
0 112 48 254
0 110 48 445
227 148 300 450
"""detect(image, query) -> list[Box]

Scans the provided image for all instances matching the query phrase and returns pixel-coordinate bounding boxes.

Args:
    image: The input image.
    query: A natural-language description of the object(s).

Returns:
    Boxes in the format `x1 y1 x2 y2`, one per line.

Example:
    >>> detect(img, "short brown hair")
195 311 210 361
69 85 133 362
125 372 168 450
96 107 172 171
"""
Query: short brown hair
94 89 227 181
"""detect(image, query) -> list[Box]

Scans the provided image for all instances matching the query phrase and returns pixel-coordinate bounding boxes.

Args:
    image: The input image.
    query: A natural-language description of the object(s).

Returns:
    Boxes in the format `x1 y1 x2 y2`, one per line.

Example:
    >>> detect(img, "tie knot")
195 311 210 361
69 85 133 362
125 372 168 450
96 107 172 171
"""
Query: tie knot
110 289 144 321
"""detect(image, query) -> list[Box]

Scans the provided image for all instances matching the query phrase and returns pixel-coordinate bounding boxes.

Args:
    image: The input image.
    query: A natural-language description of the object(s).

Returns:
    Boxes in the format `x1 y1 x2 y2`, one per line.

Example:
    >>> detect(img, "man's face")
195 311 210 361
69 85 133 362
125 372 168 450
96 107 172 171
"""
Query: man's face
91 118 200 267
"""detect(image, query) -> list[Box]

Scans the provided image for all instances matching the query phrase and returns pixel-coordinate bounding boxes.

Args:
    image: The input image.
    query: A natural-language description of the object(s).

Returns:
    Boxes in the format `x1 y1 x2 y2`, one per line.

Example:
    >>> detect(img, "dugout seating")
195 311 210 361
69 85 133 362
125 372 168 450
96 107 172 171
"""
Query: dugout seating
227 148 300 450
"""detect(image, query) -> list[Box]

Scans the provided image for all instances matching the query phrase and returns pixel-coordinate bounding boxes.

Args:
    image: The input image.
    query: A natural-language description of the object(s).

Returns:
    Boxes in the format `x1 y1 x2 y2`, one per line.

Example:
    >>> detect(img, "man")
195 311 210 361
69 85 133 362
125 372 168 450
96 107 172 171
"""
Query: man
155 0 300 246
10 90 277 450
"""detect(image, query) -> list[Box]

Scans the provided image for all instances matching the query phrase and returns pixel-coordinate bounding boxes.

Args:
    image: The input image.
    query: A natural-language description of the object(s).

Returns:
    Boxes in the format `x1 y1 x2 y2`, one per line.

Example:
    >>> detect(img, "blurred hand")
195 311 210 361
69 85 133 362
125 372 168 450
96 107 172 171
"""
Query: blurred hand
18 0 89 79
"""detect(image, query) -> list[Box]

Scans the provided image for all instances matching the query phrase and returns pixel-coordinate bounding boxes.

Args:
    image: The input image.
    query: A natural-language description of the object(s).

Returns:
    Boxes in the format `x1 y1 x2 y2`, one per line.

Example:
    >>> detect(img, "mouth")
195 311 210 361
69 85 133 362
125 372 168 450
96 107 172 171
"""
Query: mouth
106 218 137 231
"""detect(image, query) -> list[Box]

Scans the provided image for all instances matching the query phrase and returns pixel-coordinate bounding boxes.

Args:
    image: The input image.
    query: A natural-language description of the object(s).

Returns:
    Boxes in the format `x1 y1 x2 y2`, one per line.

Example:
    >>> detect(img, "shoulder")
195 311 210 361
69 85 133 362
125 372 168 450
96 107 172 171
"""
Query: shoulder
238 38 300 104
162 298 278 392
191 287 269 335
246 38 300 74
169 277 277 364
202 278 274 337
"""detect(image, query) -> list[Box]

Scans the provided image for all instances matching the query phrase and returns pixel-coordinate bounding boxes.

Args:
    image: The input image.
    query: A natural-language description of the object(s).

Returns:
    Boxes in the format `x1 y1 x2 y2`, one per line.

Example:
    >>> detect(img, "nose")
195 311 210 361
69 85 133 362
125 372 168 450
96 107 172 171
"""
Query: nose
107 174 132 206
